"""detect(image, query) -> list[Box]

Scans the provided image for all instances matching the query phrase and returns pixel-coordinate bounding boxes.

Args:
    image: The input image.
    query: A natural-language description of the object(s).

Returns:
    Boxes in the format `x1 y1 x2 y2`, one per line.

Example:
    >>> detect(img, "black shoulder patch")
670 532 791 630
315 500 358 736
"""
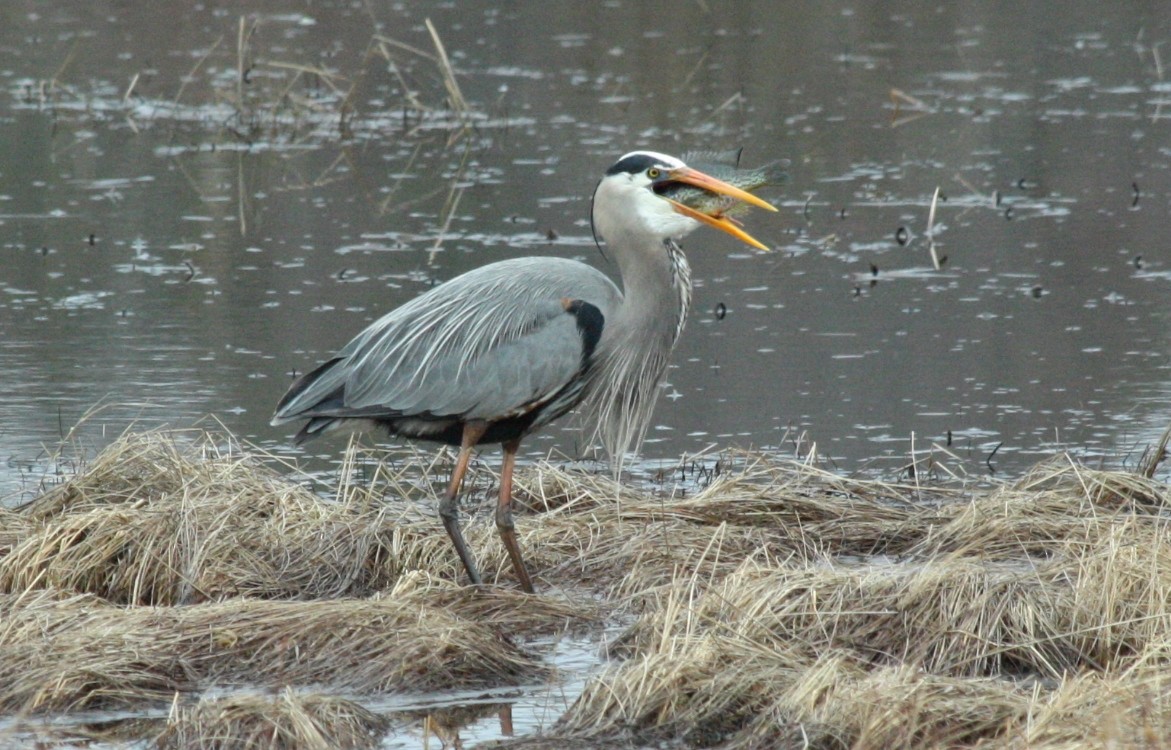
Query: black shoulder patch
606 152 662 176
564 299 604 362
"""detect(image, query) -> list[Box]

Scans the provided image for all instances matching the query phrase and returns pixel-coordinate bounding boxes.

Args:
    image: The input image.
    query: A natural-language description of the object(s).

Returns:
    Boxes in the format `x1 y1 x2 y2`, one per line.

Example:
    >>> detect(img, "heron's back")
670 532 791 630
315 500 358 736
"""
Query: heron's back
272 256 621 444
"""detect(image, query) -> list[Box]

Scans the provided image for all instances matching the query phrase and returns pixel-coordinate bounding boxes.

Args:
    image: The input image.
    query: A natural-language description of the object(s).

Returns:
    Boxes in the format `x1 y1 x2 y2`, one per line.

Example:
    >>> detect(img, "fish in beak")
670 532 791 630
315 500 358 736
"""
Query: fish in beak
660 165 779 251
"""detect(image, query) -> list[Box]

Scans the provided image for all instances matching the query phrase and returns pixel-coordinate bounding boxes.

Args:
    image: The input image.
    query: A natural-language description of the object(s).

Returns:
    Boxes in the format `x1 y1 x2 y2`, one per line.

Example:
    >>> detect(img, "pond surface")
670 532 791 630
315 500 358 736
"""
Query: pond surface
4 0 1171 503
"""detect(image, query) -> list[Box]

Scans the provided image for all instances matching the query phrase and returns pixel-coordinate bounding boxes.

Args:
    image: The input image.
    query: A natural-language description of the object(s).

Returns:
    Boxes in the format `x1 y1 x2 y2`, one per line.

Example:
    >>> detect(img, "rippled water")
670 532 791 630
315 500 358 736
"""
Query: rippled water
3 1 1171 504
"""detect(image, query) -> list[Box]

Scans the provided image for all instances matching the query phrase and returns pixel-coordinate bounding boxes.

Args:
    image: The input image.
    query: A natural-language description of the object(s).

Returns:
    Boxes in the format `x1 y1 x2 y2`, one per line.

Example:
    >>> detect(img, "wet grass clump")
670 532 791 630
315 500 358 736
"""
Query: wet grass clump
0 586 551 713
2 428 1170 748
155 689 389 750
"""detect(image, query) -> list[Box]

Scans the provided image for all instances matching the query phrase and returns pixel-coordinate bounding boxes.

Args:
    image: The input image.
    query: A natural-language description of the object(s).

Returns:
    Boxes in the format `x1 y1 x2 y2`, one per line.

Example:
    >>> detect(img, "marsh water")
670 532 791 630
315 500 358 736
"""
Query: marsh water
5 2 1171 501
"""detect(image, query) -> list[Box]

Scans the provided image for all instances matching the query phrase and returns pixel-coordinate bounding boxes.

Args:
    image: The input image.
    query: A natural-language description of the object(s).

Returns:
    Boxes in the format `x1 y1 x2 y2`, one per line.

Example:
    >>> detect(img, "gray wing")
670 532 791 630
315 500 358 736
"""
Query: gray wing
273 256 621 425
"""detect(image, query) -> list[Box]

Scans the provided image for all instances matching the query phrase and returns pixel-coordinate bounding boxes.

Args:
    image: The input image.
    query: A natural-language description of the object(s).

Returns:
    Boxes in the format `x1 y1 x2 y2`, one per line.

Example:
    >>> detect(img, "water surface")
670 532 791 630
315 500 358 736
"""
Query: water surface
3 1 1171 501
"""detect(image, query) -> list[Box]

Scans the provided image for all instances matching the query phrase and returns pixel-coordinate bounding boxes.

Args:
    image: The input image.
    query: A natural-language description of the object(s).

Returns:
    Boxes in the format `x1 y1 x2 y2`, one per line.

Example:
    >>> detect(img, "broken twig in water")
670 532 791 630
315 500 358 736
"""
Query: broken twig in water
926 186 942 270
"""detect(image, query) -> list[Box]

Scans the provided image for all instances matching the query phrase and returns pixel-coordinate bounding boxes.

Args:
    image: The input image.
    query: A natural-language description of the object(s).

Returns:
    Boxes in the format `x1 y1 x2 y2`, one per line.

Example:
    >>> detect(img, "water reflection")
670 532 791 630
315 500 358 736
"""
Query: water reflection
3 1 1171 502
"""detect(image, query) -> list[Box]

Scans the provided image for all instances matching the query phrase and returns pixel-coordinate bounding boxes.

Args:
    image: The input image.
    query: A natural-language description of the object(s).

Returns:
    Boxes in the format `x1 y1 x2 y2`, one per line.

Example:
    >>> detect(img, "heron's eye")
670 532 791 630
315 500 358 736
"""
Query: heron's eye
646 167 661 179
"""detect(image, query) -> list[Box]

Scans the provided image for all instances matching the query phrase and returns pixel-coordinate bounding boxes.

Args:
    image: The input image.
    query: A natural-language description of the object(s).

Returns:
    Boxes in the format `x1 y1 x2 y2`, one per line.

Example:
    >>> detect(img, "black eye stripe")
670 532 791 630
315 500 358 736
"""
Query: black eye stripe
606 153 664 176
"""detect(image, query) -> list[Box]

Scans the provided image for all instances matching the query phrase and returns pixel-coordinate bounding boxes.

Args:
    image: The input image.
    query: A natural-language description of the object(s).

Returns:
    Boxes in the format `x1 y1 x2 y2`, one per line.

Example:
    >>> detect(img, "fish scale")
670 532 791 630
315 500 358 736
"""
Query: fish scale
659 151 789 218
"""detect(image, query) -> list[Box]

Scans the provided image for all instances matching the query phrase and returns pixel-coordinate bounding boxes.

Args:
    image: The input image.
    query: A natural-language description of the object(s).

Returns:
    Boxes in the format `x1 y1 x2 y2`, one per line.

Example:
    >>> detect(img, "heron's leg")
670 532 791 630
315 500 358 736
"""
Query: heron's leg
439 421 487 586
498 704 515 736
495 438 535 593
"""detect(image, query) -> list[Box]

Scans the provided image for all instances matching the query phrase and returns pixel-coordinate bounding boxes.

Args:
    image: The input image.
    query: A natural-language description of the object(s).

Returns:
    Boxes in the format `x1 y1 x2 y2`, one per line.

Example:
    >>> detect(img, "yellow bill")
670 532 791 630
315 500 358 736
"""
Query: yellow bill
668 199 771 251
664 165 777 251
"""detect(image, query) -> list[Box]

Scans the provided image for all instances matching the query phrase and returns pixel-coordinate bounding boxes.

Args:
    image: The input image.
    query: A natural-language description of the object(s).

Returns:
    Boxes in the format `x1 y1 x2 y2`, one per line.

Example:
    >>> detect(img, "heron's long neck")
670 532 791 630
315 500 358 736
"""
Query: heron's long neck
613 238 692 347
586 237 692 467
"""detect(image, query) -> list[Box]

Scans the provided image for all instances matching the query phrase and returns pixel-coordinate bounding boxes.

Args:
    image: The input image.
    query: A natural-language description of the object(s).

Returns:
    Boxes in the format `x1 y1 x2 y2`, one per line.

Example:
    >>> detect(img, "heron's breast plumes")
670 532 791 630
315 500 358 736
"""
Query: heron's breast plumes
581 239 692 469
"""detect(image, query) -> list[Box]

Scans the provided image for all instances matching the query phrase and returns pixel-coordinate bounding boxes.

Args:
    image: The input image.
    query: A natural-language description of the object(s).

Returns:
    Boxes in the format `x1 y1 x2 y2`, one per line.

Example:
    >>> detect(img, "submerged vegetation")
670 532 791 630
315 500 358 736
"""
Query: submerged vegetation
17 13 482 146
1 428 1170 747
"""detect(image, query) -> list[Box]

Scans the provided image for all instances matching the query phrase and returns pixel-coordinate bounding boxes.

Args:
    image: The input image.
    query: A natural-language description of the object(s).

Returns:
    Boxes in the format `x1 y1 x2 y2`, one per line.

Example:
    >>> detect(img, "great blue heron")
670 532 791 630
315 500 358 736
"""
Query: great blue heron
272 150 777 592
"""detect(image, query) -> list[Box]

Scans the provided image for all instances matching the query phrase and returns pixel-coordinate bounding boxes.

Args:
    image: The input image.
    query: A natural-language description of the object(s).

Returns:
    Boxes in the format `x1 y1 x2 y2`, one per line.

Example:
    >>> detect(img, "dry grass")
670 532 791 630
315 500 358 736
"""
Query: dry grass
497 450 1171 749
155 689 388 750
0 430 591 723
0 581 552 713
3 428 1171 748
3 431 439 603
508 453 945 598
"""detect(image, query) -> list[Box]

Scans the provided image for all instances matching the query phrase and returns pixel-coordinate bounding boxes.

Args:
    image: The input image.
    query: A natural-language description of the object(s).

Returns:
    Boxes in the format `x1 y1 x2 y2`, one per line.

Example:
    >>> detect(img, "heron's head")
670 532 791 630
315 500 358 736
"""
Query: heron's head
591 150 777 251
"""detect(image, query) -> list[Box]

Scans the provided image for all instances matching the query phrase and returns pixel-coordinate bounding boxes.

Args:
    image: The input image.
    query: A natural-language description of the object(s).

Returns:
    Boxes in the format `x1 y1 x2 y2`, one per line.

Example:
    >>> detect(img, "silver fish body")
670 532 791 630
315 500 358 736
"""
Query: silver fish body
658 149 788 217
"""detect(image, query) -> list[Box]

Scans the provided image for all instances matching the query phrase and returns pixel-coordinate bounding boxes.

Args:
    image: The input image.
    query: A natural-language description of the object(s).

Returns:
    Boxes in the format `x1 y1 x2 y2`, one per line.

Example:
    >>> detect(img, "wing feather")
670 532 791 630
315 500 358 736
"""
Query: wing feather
274 257 620 425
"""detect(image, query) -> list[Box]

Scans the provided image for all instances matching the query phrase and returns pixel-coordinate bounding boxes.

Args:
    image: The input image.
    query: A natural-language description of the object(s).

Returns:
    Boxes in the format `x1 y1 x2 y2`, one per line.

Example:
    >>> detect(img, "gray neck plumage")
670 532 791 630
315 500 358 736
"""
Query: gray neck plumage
611 237 692 347
584 237 693 470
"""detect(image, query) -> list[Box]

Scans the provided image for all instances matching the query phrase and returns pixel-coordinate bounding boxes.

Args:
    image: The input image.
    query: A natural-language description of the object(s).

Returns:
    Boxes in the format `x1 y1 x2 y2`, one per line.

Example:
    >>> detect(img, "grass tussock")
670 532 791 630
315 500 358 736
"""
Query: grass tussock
155 689 388 750
3 429 1171 748
499 450 1171 749
508 455 946 596
2 430 466 604
0 581 548 713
